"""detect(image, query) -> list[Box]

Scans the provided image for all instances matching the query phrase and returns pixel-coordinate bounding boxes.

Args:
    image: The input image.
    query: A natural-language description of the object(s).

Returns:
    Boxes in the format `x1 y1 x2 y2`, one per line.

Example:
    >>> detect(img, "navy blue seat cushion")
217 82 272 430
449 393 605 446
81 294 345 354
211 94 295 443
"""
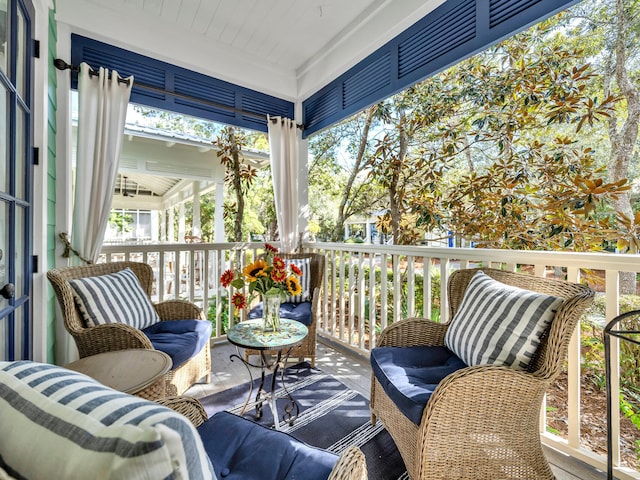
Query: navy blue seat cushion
198 411 338 480
248 301 313 326
370 345 467 425
142 319 212 370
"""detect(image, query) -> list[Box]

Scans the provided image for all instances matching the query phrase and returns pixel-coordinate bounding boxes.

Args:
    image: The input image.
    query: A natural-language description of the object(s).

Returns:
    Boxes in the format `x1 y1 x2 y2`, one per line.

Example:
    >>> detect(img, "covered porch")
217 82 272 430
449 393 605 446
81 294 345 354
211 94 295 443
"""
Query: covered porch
98 240 640 479
15 0 632 478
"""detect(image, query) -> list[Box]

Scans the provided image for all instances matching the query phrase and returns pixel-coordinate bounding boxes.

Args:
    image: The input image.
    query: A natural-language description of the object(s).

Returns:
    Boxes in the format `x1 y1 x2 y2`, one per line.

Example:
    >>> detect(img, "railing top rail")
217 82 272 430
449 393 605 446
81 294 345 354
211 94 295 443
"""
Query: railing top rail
303 242 640 272
102 240 640 272
101 241 278 254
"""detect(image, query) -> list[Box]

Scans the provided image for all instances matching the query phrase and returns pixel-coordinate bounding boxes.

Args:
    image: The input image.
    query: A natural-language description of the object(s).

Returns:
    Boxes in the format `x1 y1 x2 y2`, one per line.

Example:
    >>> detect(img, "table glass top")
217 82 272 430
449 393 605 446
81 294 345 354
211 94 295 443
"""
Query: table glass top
227 319 308 350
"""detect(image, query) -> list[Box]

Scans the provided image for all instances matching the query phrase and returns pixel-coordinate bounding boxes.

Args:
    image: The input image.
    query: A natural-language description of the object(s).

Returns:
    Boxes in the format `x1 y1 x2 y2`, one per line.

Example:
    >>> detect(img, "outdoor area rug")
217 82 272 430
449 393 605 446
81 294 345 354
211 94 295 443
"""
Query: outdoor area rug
198 362 408 480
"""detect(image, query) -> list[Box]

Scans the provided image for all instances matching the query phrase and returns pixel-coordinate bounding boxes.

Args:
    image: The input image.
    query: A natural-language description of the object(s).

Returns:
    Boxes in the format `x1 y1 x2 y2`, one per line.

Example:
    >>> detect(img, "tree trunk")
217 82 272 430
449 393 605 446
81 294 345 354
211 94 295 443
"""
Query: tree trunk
331 107 376 241
229 128 244 243
390 115 408 243
606 0 640 293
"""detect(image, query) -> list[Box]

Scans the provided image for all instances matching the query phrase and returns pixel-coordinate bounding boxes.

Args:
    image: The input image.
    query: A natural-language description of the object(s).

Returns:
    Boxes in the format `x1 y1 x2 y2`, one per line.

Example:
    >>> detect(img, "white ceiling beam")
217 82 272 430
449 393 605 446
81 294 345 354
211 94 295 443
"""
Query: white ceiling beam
111 195 163 210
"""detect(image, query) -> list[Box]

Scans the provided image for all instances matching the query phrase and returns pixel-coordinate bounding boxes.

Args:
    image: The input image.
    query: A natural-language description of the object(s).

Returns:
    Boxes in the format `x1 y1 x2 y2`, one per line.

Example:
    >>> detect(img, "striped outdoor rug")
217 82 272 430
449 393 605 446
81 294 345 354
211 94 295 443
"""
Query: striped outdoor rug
198 362 408 480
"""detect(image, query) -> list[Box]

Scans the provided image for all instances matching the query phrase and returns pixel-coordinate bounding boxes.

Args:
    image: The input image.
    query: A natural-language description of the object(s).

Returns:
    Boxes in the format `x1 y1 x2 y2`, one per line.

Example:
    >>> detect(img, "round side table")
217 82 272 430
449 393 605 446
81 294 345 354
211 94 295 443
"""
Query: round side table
65 349 172 400
227 318 308 430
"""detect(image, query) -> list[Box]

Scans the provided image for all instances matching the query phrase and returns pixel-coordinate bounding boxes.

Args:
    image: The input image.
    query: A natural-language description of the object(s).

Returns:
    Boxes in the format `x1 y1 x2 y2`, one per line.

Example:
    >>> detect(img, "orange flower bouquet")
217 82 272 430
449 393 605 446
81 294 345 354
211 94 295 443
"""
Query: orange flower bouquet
220 243 303 331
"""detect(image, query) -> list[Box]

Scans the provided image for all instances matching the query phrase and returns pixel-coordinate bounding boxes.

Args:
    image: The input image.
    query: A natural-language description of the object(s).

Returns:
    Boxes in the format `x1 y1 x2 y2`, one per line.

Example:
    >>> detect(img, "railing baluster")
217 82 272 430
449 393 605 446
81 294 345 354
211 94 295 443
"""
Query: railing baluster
407 255 415 318
158 250 165 303
393 254 401 324
605 270 621 472
566 266 581 449
380 252 388 332
203 249 210 324
323 248 330 336
439 258 450 323
175 250 182 300
189 250 196 303
217 249 225 338
424 257 431 319
348 251 356 345
327 249 335 337
368 252 377 349
358 252 366 350
339 250 346 342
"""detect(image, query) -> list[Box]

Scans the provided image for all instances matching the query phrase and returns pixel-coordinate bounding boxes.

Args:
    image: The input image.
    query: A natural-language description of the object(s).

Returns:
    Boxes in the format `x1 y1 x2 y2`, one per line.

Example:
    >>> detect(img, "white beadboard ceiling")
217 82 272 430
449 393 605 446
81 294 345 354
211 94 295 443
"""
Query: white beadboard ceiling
56 0 444 100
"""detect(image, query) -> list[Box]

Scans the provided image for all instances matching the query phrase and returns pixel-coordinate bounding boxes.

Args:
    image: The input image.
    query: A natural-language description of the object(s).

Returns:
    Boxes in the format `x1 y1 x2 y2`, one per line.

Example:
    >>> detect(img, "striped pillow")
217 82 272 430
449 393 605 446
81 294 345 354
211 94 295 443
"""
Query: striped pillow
0 361 215 480
444 271 564 371
285 258 312 303
69 267 160 329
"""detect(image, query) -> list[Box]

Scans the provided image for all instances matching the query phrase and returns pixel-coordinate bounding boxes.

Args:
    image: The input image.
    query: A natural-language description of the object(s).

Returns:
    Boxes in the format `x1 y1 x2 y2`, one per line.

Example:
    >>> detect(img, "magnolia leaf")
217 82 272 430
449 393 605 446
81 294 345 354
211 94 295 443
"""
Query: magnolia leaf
617 238 629 251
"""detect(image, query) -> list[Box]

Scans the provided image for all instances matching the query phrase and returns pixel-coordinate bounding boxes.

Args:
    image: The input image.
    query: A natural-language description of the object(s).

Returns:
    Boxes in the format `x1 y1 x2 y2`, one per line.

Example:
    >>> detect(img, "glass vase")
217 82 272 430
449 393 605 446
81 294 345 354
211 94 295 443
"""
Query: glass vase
262 291 282 332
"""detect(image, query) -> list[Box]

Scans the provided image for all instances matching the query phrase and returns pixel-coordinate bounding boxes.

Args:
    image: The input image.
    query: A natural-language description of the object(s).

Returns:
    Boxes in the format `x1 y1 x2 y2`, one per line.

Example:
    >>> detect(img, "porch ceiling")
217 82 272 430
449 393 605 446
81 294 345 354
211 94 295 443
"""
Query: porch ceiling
56 0 444 101
70 121 269 211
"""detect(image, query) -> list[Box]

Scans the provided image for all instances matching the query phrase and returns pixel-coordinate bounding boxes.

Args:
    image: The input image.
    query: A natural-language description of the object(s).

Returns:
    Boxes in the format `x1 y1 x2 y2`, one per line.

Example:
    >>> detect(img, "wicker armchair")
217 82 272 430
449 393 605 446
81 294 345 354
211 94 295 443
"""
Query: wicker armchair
47 261 211 397
370 268 594 480
157 396 368 480
245 252 325 367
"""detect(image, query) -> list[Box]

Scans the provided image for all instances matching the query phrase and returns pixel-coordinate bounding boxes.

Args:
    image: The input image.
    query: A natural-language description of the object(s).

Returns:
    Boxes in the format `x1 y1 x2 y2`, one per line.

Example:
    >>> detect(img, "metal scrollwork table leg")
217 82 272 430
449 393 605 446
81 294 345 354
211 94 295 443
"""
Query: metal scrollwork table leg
230 346 300 430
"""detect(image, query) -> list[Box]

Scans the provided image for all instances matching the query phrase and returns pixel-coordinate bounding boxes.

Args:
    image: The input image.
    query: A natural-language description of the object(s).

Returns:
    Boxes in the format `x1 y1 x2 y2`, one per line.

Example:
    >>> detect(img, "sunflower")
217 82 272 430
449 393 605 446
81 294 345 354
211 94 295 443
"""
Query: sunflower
285 275 302 296
242 259 268 282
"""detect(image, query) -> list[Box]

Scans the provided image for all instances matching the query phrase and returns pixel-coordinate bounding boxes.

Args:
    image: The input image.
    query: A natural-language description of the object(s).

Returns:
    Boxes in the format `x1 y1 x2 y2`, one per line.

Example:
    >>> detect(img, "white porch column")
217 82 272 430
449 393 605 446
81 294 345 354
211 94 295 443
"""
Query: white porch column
151 211 159 241
365 219 372 243
214 180 225 242
168 207 175 242
159 209 166 241
178 203 186 243
192 181 201 238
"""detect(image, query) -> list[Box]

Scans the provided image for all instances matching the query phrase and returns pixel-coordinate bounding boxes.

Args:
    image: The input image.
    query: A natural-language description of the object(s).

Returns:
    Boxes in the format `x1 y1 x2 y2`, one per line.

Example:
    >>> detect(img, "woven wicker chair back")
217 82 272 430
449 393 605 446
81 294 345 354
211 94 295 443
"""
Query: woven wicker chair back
447 268 595 380
47 262 154 335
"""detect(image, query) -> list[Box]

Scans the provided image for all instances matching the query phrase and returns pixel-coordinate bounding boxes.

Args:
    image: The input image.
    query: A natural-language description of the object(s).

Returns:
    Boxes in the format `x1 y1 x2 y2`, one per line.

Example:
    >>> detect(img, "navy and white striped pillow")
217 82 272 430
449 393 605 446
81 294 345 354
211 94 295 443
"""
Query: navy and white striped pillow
444 271 564 371
69 267 160 329
285 258 312 303
0 361 215 480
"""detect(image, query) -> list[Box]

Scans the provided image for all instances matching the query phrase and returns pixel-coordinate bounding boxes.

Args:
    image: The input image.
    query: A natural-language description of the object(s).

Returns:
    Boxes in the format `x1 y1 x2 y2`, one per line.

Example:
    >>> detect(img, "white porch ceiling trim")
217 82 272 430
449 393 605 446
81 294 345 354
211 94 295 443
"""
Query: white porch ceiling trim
55 0 445 102
296 0 446 99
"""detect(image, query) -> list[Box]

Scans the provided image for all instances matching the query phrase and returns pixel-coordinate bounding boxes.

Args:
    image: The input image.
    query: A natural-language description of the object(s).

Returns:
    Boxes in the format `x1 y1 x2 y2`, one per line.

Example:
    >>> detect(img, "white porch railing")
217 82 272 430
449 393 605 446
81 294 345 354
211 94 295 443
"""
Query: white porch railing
100 241 640 479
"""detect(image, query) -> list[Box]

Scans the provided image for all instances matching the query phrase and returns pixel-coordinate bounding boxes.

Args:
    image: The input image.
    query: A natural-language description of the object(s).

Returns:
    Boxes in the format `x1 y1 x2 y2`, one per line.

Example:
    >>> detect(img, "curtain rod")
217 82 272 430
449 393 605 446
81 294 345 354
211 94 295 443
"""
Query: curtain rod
53 59 303 130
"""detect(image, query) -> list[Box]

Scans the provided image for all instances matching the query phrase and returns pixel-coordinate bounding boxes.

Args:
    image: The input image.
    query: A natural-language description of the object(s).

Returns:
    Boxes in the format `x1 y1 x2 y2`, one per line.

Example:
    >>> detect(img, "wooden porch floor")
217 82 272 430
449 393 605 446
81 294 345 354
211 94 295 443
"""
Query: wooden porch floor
185 339 606 480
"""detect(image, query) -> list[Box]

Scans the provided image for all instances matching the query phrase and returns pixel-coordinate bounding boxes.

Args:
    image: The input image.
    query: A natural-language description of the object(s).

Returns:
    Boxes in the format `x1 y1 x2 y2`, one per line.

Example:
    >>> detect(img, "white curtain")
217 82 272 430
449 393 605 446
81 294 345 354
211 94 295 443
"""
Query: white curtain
72 63 132 263
268 116 300 253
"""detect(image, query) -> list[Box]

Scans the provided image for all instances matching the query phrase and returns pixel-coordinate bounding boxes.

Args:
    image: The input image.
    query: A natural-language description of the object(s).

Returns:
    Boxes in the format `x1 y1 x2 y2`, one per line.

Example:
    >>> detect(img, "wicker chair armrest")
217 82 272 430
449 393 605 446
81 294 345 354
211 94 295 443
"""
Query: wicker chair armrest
310 286 321 321
75 323 154 356
156 396 208 427
155 300 205 320
418 365 547 458
376 317 449 348
328 446 368 480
